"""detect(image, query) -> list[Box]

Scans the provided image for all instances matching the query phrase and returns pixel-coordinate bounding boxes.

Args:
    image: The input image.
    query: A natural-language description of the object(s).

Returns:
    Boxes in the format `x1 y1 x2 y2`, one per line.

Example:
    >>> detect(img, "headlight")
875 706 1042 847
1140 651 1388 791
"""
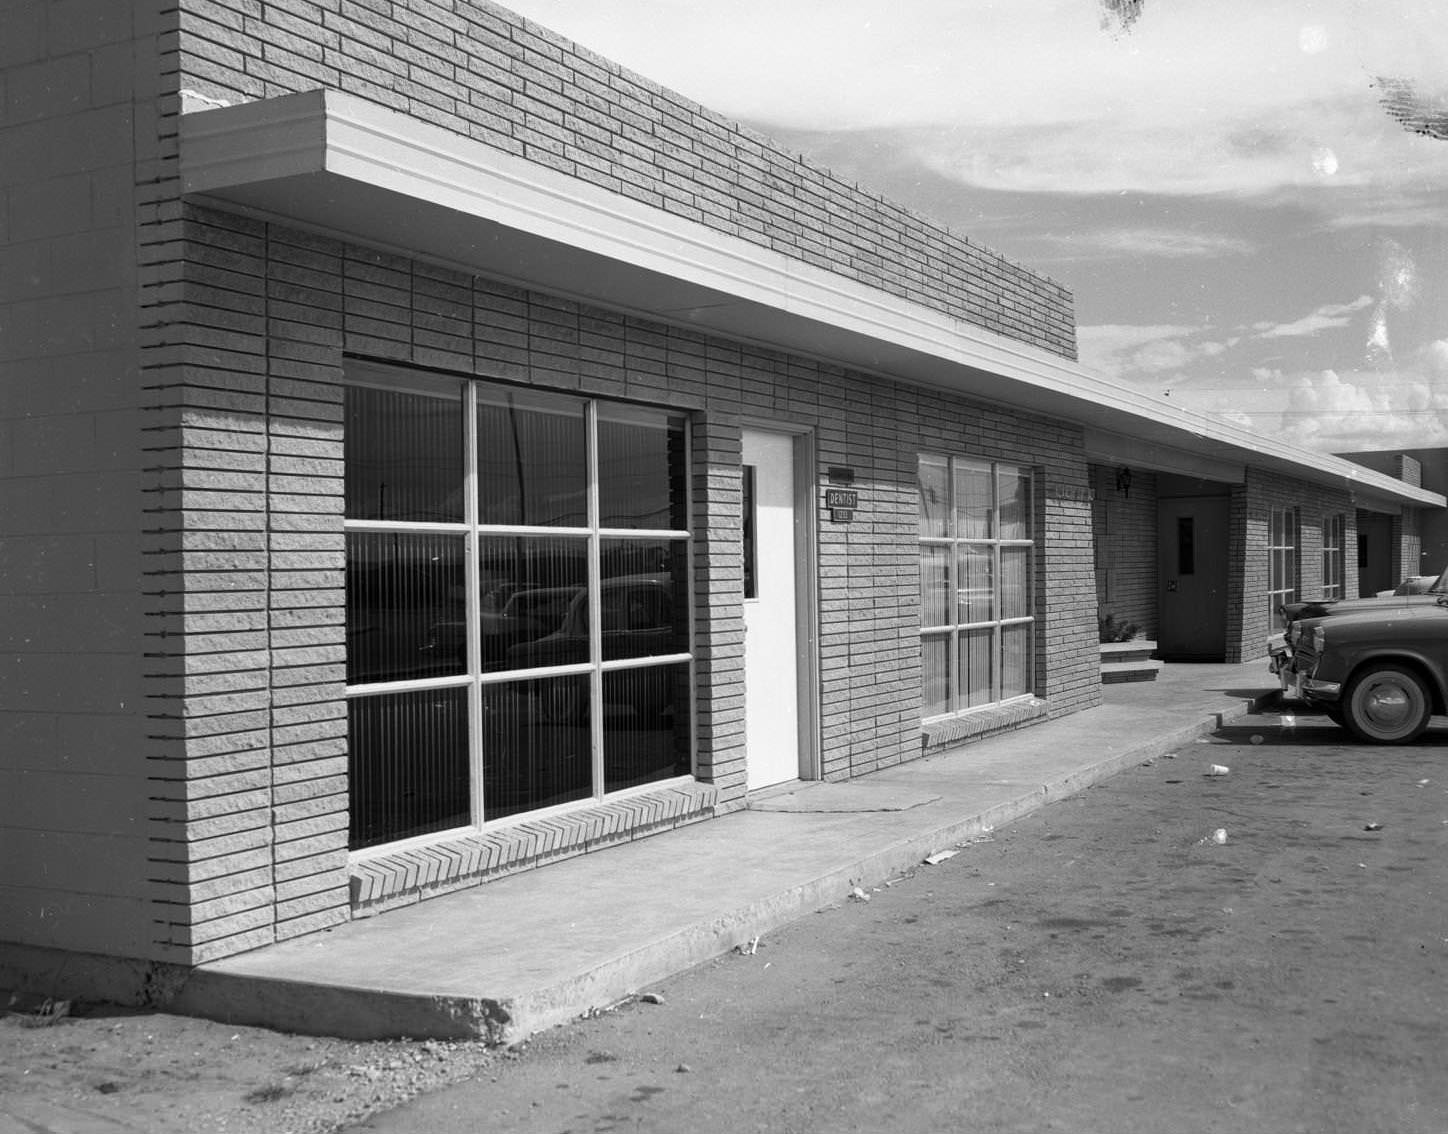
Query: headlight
1306 624 1326 653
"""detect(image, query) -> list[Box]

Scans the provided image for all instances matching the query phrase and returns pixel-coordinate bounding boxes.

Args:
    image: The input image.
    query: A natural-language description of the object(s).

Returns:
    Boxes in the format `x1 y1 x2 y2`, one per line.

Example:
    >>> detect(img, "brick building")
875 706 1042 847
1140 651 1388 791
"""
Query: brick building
2 0 1441 994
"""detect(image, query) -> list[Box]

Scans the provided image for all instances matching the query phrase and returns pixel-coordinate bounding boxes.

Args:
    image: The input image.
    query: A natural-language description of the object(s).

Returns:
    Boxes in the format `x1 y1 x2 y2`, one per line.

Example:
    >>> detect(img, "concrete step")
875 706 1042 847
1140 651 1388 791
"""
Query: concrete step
1099 640 1159 665
1101 658 1165 683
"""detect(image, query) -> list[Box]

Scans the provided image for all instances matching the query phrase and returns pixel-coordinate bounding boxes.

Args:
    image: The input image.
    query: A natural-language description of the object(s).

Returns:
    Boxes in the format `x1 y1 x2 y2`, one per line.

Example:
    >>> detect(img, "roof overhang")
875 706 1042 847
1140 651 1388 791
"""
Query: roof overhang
178 90 1444 514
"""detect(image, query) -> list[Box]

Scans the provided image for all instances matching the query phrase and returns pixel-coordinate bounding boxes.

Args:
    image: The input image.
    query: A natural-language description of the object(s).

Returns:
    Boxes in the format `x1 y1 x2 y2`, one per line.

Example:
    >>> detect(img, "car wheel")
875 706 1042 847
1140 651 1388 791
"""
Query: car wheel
1342 665 1431 744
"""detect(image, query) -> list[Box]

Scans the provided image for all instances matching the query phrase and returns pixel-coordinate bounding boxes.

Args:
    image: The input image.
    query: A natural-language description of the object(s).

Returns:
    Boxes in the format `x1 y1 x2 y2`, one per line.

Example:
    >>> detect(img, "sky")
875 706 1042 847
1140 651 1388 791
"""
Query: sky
500 0 1448 455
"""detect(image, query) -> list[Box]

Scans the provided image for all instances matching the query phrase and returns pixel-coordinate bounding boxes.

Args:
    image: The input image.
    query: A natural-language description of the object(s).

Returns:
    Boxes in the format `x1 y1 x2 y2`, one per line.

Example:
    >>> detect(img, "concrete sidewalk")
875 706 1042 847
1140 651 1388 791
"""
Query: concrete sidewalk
175 659 1279 1044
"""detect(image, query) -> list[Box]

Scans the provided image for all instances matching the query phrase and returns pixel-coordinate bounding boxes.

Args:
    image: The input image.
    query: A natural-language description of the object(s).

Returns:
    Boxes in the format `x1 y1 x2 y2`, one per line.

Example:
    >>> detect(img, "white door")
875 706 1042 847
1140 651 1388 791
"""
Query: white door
741 428 801 789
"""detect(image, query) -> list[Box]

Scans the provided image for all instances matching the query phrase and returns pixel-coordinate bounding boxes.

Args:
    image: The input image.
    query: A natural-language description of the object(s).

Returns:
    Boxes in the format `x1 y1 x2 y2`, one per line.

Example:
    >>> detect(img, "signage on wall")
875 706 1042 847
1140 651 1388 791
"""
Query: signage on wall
824 477 858 522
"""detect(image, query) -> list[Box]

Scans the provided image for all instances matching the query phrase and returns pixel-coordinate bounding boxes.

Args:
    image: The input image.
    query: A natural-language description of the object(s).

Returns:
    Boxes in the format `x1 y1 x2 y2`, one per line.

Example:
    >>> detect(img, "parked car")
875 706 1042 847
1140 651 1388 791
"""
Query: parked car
1272 567 1448 743
1276 567 1447 629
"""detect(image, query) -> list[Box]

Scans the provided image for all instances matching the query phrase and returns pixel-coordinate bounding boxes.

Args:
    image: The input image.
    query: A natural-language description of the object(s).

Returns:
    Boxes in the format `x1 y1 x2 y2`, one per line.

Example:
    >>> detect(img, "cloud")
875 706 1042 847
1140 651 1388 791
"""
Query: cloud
1249 296 1374 339
1033 227 1257 261
502 0 1448 210
1162 342 1448 451
1078 323 1232 381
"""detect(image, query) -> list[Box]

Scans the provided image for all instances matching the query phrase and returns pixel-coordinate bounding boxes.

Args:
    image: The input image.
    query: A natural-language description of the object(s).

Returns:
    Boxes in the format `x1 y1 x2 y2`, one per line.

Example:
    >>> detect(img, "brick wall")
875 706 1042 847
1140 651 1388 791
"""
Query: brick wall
173 0 1076 360
1090 464 1158 641
146 199 1100 957
0 2 163 959
1391 510 1423 585
1225 469 1357 662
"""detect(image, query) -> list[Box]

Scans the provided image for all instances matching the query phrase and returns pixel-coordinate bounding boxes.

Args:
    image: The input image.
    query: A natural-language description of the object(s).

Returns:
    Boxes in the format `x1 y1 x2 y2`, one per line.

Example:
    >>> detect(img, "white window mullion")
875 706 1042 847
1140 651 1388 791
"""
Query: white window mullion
463 381 486 827
586 400 605 800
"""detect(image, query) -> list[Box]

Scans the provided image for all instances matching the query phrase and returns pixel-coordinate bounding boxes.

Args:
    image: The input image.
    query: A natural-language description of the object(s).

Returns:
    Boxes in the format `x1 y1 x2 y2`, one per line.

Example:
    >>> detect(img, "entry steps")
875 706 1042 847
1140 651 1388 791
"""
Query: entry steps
1099 639 1163 683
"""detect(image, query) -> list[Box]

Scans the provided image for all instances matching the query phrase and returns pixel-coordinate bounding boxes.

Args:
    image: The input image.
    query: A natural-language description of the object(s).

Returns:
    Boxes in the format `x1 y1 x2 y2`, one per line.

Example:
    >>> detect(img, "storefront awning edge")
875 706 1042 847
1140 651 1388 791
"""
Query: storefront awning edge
178 90 1444 512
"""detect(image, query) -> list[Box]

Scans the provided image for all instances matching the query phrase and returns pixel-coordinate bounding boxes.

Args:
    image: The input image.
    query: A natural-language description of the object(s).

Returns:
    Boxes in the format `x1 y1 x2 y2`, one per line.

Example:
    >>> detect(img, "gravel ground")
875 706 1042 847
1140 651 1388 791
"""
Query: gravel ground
0 998 505 1133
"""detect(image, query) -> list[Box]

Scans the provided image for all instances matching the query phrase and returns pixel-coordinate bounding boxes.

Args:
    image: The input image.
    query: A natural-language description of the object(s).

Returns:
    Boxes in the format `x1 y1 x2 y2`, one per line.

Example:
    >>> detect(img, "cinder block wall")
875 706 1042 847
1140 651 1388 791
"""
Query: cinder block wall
173 0 1077 360
1226 469 1358 662
1089 464 1158 641
0 3 167 959
147 202 1102 959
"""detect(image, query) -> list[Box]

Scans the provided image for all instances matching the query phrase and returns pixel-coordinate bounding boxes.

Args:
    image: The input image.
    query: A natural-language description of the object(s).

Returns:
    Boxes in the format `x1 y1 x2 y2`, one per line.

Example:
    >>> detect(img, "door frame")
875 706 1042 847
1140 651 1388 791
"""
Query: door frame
739 418 820 783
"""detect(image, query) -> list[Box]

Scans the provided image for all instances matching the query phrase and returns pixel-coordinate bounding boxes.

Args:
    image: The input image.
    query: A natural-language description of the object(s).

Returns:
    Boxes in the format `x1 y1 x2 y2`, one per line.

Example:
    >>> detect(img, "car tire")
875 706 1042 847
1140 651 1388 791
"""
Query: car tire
1341 664 1431 744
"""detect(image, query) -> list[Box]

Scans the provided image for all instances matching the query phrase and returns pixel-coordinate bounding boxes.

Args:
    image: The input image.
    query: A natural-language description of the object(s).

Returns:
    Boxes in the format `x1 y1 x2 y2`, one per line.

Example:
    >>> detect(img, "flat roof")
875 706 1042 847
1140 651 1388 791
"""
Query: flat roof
179 90 1443 513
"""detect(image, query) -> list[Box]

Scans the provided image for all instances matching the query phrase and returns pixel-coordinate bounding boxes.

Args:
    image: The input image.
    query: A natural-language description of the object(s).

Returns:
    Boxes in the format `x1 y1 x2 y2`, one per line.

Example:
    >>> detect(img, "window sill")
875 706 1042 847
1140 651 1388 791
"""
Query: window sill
921 697 1048 754
348 780 718 916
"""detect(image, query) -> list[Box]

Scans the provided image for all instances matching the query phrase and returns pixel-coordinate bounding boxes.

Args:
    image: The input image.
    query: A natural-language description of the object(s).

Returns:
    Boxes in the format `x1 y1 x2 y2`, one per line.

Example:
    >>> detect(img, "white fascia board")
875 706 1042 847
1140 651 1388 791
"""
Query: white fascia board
179 91 1444 512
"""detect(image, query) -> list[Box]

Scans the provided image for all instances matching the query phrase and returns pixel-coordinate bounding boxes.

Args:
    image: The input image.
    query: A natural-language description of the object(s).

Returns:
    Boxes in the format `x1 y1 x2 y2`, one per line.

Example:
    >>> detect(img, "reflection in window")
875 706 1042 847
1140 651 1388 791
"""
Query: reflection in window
349 687 470 851
346 382 464 522
919 455 1035 719
598 411 689 530
345 373 694 850
476 387 587 527
346 531 466 684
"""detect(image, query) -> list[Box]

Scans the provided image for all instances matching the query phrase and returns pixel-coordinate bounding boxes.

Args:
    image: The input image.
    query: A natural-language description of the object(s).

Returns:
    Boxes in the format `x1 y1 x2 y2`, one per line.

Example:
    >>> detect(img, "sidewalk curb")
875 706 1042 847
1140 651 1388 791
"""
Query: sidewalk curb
168 692 1277 1044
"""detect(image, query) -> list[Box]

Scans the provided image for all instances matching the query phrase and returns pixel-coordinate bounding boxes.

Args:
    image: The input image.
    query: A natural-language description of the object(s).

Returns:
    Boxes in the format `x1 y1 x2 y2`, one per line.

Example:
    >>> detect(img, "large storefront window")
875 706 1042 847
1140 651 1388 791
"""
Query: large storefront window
918 454 1035 719
344 369 693 851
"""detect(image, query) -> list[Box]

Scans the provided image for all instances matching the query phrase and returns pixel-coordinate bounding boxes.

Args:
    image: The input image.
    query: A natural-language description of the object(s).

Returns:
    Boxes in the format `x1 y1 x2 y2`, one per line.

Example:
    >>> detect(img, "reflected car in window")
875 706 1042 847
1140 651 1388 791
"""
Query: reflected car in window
422 585 580 673
507 575 681 721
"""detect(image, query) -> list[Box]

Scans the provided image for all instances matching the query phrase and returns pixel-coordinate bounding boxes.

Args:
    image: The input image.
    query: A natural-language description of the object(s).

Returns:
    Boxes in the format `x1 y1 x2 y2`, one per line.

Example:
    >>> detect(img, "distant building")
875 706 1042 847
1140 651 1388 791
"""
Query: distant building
2 0 1440 1000
1336 450 1448 591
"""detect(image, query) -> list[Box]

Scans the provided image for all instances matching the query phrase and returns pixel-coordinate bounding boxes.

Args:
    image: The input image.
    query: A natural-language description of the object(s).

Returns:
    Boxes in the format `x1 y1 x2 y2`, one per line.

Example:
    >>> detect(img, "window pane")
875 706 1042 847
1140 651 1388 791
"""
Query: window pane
959 628 993 709
346 531 466 684
920 545 951 628
349 688 470 850
597 411 688 530
346 384 464 522
600 539 690 660
1000 547 1030 620
742 465 757 599
478 536 588 672
476 387 588 527
1001 623 1033 700
922 634 950 717
481 677 593 821
958 544 994 623
603 663 691 792
918 455 949 538
998 467 1031 540
954 463 993 540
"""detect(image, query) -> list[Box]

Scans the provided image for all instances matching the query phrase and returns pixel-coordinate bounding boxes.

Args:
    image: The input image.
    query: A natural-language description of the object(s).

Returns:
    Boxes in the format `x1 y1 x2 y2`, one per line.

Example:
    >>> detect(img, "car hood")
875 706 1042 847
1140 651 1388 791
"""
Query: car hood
1282 593 1440 622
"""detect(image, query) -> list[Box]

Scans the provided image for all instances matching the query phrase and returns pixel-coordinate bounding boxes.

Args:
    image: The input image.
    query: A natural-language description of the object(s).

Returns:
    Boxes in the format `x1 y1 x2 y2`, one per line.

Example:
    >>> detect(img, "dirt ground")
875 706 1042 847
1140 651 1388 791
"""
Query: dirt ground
6 705 1448 1133
0 999 502 1133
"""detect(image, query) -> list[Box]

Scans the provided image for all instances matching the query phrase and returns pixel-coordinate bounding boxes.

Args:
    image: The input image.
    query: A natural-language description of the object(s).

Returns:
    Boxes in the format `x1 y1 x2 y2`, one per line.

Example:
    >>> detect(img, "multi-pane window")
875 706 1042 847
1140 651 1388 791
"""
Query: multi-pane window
919 455 1035 719
1322 513 1345 600
344 368 693 851
1268 506 1298 618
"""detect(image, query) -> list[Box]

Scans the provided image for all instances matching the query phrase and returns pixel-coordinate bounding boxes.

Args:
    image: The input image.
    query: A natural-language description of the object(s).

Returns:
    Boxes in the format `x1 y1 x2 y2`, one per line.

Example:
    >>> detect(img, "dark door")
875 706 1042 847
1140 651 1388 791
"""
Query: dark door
1157 496 1228 660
